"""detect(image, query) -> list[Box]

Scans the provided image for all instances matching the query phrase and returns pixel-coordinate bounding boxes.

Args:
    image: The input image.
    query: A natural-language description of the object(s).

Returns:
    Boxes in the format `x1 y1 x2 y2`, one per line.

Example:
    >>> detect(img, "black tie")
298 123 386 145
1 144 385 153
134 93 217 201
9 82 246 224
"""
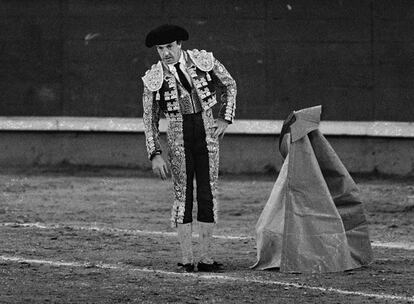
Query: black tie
174 62 192 93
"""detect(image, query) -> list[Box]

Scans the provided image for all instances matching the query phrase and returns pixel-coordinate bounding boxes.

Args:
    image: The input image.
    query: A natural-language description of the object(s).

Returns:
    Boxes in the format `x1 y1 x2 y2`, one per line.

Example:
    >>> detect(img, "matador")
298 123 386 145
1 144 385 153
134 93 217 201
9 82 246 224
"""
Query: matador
141 24 237 272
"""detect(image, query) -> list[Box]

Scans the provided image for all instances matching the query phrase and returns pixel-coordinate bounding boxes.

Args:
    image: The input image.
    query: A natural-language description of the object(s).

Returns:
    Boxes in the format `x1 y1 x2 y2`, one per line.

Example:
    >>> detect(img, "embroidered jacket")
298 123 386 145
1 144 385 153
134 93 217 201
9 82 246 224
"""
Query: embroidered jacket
142 49 237 160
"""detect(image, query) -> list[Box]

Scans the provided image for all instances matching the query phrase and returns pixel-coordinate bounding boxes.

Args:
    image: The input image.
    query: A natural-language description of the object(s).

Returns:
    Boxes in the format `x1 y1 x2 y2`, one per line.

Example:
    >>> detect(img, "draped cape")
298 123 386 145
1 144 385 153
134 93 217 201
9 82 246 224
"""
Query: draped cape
252 106 373 273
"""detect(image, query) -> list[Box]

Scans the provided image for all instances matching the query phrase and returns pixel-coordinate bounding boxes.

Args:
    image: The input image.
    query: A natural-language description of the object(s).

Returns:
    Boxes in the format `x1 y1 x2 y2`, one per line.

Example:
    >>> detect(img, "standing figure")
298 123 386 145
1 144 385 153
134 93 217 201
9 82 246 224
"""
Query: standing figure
141 24 237 272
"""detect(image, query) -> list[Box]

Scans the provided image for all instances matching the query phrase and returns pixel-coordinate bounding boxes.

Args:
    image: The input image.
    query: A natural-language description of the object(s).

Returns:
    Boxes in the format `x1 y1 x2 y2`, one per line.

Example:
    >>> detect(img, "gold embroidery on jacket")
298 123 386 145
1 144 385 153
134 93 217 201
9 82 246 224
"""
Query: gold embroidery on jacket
142 86 162 159
141 62 164 92
187 49 214 72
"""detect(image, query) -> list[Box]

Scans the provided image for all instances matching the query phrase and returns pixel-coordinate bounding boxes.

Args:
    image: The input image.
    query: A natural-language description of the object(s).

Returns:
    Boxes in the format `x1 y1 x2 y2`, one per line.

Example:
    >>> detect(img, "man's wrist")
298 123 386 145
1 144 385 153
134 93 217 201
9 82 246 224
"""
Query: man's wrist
150 150 162 161
218 118 230 124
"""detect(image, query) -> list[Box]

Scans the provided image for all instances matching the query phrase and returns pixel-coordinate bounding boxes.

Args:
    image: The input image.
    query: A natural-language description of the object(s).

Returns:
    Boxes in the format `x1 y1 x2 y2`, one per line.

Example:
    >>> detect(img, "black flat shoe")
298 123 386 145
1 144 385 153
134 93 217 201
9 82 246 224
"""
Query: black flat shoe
197 261 224 272
177 263 195 272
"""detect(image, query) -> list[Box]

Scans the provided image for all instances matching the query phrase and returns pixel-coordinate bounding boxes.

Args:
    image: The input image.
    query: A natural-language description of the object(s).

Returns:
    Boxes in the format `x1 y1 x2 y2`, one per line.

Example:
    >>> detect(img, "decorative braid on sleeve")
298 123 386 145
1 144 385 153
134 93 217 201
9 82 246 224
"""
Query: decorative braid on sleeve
212 58 237 123
142 86 162 159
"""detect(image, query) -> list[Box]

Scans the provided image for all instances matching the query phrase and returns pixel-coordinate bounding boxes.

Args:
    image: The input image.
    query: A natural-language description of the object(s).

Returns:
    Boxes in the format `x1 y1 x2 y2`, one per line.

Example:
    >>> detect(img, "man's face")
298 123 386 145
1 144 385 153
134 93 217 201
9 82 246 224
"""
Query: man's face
156 41 181 65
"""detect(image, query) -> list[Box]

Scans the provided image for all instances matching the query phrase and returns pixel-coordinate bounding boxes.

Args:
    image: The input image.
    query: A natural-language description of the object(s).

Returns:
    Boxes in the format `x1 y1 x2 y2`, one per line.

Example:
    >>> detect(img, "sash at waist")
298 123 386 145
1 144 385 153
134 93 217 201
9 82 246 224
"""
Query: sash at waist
179 90 203 114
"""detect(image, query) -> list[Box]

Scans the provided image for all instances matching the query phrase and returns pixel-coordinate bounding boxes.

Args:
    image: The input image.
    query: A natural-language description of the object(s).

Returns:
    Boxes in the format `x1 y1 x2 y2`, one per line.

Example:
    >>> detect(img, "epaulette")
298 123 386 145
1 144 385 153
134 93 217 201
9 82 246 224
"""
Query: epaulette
142 61 164 92
187 49 214 72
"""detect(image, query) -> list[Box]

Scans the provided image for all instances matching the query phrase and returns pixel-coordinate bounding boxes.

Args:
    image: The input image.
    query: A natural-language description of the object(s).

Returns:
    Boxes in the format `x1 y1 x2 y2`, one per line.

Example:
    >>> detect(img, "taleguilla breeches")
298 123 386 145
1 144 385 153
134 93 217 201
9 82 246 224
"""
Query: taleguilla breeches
167 111 219 227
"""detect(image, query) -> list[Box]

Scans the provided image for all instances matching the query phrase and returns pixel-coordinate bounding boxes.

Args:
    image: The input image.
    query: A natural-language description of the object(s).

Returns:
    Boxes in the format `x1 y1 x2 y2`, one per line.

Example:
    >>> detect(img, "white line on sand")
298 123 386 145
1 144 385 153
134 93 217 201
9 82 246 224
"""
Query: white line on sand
1 255 413 303
371 241 414 250
2 222 414 250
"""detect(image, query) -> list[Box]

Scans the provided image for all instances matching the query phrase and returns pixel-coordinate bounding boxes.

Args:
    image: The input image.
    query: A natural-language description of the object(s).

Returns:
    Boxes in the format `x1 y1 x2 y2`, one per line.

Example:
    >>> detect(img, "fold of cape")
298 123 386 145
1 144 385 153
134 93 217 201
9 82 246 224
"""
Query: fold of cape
252 105 373 273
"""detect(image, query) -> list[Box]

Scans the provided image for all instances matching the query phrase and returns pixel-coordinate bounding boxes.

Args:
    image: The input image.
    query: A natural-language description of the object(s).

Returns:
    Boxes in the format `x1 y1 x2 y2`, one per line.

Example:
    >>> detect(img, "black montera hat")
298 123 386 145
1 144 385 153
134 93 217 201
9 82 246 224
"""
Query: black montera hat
145 24 189 48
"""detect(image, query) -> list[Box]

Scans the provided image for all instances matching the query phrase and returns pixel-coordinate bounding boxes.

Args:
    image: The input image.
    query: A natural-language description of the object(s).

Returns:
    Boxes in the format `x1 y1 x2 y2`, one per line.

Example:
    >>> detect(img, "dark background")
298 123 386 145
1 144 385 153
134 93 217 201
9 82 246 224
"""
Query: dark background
1 0 413 121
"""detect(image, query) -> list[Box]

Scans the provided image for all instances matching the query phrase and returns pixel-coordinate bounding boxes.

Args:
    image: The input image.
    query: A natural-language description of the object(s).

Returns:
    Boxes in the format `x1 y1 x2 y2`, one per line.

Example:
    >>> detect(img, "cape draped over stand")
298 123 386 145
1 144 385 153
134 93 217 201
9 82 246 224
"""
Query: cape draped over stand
252 105 373 273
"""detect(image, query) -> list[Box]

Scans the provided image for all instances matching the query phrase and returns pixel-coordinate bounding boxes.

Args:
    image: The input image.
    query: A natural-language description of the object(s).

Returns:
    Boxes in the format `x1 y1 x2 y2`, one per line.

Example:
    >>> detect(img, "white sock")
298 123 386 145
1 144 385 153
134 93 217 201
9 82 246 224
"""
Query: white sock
198 221 214 264
177 223 193 264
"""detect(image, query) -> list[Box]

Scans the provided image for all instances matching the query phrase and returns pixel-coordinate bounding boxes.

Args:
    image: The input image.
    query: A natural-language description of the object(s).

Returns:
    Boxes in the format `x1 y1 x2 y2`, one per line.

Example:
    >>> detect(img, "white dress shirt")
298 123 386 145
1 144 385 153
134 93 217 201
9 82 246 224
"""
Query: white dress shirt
168 52 192 87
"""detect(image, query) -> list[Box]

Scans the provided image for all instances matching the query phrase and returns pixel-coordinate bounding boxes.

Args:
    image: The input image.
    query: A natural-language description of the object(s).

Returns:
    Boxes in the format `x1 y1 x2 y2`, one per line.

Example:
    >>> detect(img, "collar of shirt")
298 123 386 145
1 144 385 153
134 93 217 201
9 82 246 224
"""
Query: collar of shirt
168 51 186 70
168 51 192 86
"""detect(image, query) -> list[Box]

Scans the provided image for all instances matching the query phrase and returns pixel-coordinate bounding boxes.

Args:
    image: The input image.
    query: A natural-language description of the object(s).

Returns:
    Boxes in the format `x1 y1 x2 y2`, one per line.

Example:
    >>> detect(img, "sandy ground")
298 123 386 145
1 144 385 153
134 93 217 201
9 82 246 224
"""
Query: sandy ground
0 167 413 303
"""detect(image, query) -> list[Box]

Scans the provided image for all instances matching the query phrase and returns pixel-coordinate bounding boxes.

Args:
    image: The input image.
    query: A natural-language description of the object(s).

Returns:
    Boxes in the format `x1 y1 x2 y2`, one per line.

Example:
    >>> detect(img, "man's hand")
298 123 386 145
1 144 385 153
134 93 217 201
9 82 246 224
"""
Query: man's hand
213 118 229 139
152 155 169 180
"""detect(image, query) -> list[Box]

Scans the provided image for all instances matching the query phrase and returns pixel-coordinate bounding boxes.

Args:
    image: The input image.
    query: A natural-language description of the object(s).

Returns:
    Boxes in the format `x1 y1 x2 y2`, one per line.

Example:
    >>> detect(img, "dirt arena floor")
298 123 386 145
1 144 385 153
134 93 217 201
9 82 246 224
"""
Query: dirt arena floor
0 167 413 303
